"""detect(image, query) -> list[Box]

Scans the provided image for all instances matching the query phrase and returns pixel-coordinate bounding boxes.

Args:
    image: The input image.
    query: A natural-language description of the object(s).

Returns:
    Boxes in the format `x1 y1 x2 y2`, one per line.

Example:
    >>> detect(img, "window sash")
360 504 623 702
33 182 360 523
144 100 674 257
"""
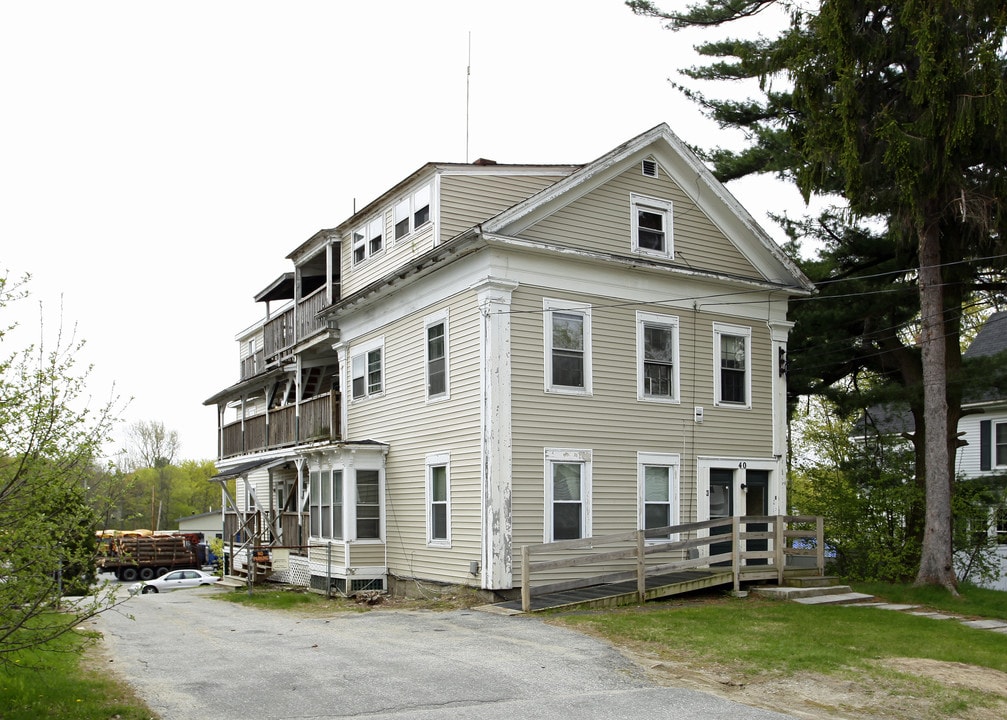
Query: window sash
637 208 665 251
429 464 448 541
551 462 583 540
356 470 380 539
996 422 1007 466
427 322 446 397
551 312 584 388
717 330 748 405
643 324 675 398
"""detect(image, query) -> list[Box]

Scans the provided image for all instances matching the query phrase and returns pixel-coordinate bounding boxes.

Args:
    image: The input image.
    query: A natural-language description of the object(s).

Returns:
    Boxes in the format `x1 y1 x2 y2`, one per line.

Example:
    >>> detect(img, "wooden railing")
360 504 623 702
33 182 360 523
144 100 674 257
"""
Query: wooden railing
262 288 330 364
519 515 824 613
240 350 266 380
224 511 306 550
219 392 340 458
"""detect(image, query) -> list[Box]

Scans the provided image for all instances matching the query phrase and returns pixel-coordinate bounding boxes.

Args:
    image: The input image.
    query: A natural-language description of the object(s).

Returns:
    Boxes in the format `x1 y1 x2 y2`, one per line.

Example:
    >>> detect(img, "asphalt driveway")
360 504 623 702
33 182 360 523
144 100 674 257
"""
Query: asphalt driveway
94 586 796 720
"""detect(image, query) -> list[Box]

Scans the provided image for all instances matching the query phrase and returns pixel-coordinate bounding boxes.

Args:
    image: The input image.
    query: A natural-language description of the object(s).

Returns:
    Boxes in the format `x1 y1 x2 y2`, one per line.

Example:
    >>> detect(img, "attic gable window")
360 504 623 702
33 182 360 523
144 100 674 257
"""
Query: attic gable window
630 193 673 258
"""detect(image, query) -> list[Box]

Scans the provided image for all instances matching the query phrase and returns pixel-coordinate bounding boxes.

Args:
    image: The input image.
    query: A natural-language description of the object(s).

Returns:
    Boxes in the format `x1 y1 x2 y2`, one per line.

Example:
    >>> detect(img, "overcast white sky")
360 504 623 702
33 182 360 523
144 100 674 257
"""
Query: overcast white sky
1 1 805 462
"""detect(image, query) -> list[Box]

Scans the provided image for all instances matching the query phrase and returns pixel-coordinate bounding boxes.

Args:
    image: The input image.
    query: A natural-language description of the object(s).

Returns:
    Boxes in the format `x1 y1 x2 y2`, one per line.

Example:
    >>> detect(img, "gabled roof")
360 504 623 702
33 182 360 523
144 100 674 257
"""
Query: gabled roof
481 123 814 293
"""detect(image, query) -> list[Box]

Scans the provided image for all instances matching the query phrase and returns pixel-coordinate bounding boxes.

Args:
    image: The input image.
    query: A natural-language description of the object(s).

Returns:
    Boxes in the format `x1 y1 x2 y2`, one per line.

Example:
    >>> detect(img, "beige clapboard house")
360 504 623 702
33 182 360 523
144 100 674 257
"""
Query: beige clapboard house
205 124 813 597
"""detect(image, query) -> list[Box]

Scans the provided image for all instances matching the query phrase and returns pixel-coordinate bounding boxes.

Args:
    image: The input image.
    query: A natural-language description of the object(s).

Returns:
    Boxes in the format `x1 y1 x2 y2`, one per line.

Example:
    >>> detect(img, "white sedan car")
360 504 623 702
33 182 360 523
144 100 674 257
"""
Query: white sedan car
129 569 222 595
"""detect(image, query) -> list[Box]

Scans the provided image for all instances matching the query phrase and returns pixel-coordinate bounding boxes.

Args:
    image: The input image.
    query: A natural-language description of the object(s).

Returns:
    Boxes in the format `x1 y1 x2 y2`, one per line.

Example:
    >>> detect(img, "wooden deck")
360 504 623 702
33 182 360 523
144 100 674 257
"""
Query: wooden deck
500 515 825 613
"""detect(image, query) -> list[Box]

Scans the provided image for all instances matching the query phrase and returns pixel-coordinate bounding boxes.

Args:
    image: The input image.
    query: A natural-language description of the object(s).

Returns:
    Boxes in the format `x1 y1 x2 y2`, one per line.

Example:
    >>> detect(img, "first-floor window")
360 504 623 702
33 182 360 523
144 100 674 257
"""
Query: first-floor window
638 453 680 540
356 470 381 539
996 507 1007 545
545 448 592 541
427 452 450 545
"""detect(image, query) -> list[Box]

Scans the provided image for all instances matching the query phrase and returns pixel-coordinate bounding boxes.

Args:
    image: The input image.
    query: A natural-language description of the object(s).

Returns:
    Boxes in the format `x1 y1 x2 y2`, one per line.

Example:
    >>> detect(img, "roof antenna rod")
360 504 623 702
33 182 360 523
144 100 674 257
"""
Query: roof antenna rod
465 31 471 163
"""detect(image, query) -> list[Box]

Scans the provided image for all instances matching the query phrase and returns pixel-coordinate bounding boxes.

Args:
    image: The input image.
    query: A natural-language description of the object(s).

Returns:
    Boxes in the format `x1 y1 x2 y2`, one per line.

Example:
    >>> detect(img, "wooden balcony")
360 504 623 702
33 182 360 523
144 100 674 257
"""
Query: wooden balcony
219 392 341 459
263 287 330 363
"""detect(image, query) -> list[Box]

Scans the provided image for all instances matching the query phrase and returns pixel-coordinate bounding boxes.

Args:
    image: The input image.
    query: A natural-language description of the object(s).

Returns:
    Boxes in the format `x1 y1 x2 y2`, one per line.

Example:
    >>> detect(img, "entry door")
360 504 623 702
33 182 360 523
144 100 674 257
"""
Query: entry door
744 470 769 565
709 469 734 566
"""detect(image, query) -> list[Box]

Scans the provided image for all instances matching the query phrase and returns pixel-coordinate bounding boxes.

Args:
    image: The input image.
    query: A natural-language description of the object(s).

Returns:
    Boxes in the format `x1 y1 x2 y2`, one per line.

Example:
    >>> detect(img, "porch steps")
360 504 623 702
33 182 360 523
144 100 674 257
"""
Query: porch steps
752 578 874 605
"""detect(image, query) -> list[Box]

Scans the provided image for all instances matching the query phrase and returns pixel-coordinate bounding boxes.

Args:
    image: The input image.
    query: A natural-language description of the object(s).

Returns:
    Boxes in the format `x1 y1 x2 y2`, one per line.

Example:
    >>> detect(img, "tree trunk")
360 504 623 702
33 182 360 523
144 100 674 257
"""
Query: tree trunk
914 222 958 593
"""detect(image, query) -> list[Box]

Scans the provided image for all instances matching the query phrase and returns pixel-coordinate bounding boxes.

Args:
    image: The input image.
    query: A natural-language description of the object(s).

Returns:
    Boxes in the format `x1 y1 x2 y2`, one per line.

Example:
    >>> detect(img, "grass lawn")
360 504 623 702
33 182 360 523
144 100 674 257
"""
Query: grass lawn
552 583 1007 719
0 623 155 720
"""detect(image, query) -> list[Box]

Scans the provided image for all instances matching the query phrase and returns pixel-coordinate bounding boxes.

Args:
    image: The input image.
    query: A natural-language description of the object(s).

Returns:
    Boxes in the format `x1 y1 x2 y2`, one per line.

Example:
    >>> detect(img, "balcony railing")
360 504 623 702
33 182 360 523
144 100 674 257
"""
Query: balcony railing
263 287 330 363
240 350 266 380
219 392 341 459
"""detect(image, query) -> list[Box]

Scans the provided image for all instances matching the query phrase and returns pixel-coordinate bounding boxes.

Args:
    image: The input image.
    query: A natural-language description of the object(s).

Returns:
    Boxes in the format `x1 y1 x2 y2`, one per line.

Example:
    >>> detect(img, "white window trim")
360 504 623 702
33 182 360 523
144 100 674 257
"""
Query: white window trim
424 309 450 402
630 193 674 259
638 452 680 542
543 448 592 542
350 466 384 543
636 311 680 403
995 420 1007 468
349 336 384 402
713 322 752 409
543 298 592 396
425 451 451 547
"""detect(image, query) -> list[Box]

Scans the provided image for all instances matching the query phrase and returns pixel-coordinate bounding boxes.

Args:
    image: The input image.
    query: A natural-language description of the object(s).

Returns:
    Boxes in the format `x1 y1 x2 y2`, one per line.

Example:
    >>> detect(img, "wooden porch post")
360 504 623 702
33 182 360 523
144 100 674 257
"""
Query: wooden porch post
776 515 786 584
732 516 741 593
816 516 825 576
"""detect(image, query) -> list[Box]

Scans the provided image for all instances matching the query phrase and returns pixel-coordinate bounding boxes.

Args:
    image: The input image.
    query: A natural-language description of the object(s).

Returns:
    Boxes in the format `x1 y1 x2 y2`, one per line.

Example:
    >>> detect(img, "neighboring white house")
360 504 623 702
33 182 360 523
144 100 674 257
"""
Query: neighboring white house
177 510 224 542
204 124 813 597
956 311 1007 590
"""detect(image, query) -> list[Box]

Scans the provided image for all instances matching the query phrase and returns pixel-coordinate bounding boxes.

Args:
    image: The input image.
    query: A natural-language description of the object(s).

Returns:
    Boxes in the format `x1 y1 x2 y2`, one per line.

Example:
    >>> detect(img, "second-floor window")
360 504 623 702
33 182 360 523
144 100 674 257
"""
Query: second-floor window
544 299 592 395
351 342 383 400
637 311 679 402
714 323 751 408
425 313 448 400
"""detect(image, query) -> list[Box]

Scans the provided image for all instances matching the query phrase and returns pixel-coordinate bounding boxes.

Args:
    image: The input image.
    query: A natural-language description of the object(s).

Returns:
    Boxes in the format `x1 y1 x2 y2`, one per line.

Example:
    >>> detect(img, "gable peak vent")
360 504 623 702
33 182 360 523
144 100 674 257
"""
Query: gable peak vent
642 158 658 178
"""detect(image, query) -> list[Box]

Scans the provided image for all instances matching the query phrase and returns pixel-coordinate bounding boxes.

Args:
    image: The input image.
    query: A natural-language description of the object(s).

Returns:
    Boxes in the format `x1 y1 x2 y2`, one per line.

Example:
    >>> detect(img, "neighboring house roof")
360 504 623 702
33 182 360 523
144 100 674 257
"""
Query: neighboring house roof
964 311 1007 359
177 510 222 523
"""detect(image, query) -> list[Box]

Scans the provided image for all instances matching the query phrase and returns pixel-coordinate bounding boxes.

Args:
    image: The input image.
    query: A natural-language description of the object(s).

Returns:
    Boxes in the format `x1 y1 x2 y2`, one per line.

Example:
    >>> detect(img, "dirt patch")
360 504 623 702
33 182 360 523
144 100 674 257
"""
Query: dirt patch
617 646 1007 720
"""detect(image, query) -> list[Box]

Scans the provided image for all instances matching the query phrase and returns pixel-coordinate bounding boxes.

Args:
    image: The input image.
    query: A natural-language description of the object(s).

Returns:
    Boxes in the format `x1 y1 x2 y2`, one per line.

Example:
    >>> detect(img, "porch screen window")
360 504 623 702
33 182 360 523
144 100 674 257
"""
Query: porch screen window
309 470 343 540
309 470 320 537
331 471 343 539
356 470 380 539
427 321 446 398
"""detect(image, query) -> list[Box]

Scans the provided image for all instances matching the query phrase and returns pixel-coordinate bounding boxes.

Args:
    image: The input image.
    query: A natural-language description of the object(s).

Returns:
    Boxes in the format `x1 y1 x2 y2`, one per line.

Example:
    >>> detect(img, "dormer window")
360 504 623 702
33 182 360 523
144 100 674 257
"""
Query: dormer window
394 183 432 241
630 193 673 258
352 216 384 265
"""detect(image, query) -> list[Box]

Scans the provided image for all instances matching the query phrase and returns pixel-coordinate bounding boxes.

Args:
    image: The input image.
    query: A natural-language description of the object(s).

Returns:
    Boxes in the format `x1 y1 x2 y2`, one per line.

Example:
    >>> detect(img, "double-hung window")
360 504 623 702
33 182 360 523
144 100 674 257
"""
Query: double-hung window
544 448 592 541
352 216 384 264
355 469 381 539
426 452 450 546
997 421 1007 467
394 183 432 241
425 311 449 400
714 323 751 408
631 194 673 258
350 340 383 400
638 453 680 541
637 311 679 402
544 299 592 395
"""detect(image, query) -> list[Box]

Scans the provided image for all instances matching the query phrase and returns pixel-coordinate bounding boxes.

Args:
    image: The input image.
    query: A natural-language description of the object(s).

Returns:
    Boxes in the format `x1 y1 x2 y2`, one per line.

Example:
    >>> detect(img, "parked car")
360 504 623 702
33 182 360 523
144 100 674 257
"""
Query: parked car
129 569 221 595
